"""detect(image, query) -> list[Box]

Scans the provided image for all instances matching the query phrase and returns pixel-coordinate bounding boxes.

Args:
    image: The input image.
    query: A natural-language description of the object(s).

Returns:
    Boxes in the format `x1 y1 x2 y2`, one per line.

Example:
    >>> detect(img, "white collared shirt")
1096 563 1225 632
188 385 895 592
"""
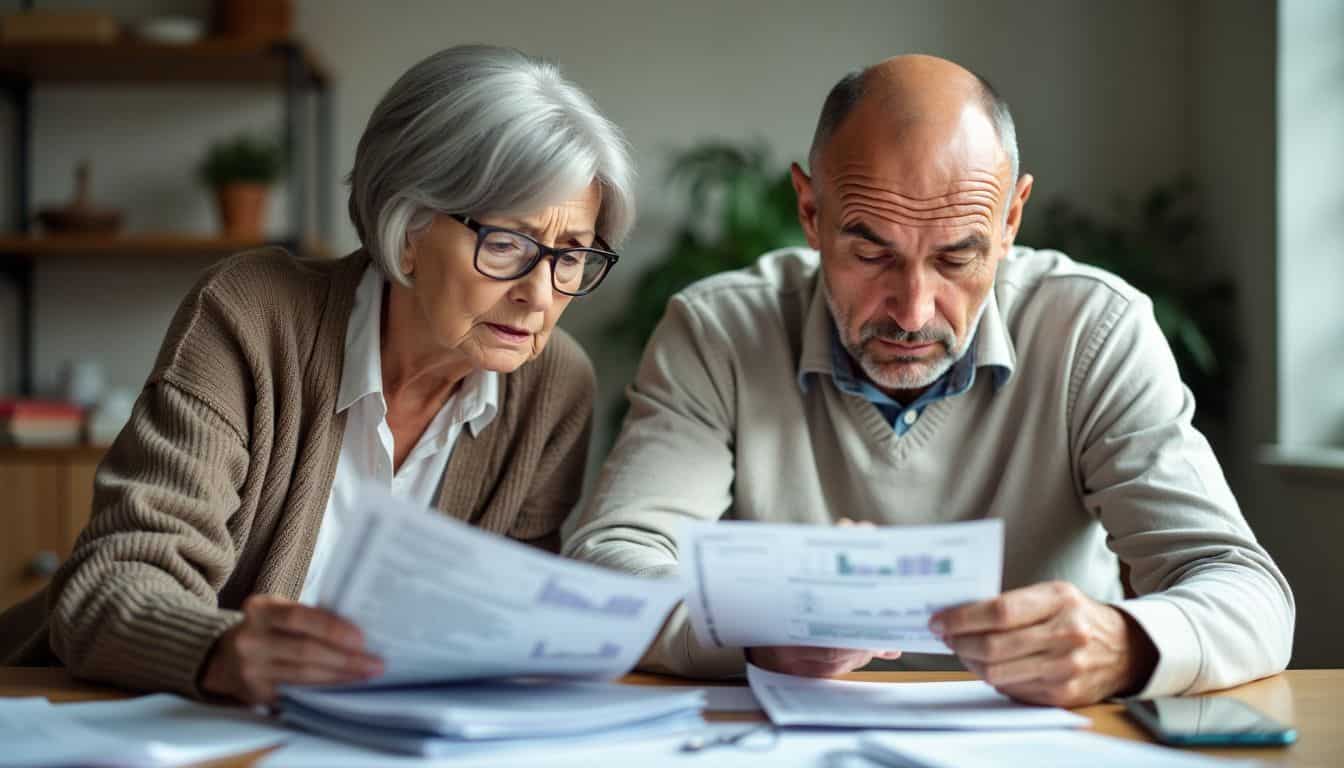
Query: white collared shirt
298 265 498 604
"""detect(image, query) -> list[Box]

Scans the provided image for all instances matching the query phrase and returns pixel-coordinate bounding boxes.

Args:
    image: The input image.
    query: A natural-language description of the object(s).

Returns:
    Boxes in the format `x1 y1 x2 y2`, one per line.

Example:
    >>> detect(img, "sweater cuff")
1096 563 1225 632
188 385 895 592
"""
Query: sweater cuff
1114 596 1202 698
94 599 243 699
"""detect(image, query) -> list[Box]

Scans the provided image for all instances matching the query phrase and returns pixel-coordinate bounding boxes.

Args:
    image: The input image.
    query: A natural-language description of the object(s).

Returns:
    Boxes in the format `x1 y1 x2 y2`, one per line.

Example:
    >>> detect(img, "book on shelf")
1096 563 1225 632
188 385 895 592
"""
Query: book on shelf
0 399 85 447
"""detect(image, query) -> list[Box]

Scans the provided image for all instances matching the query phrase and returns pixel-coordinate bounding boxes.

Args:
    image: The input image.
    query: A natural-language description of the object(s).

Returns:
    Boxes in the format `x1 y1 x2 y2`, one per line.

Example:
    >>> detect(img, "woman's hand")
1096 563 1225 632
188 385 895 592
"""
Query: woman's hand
201 595 384 705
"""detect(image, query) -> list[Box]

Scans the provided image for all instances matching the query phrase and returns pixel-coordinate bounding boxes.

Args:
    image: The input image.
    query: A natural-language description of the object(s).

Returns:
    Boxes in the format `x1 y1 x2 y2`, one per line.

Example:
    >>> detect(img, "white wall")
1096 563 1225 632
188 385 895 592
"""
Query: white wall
0 0 1197 457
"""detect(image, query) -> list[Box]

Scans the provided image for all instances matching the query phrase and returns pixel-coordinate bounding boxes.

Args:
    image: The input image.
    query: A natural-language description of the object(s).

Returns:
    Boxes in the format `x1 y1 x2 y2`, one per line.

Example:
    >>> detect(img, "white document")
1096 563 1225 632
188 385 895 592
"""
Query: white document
680 519 1003 654
626 685 762 713
0 694 290 768
860 730 1262 767
261 724 873 768
747 664 1088 730
280 704 703 758
316 486 684 686
281 681 704 738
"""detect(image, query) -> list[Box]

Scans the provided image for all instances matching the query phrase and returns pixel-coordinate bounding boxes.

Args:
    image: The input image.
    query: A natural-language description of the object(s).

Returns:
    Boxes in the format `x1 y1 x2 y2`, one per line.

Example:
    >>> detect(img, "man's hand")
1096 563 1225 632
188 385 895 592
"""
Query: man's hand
201 595 384 705
746 646 903 677
931 581 1158 707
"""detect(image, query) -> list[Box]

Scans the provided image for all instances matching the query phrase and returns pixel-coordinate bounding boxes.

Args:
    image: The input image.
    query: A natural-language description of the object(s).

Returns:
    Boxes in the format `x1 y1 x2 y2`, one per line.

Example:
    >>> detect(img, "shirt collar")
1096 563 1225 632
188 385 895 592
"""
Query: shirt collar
796 267 1017 394
337 264 385 413
337 265 500 438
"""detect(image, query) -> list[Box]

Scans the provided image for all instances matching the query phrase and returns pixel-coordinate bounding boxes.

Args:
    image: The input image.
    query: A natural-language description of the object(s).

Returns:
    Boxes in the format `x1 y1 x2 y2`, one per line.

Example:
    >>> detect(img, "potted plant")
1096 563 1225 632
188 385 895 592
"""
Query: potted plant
198 133 283 239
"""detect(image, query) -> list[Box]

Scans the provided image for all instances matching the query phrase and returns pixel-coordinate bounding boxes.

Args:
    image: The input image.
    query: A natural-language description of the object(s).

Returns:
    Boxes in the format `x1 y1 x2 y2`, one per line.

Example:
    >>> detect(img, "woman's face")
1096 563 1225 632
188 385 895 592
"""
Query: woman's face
399 182 602 373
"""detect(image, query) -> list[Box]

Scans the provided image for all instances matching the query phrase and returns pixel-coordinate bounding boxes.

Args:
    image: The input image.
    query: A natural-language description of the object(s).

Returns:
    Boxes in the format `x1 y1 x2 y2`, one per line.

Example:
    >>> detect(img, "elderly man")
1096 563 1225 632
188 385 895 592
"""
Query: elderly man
565 54 1293 706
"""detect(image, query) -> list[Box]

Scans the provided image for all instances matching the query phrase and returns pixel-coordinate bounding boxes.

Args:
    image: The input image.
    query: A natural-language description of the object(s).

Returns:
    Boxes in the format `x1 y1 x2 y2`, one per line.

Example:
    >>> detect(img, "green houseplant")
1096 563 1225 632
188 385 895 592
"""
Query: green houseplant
607 141 806 358
198 133 284 239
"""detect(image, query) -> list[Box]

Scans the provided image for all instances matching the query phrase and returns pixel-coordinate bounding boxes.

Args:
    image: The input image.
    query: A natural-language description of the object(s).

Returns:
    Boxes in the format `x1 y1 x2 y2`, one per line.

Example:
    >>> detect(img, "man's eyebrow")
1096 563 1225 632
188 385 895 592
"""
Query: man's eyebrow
934 234 990 253
840 221 893 248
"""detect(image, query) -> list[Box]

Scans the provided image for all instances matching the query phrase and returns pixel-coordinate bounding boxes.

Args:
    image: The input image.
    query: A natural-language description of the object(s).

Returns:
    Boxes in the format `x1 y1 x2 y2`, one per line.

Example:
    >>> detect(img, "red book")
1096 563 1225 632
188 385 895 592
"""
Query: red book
0 399 85 422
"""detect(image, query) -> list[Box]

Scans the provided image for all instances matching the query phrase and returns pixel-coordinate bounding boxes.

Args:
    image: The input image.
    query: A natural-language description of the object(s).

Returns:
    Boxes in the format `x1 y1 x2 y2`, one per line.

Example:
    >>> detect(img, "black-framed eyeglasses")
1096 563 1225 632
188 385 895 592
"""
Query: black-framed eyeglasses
448 213 619 297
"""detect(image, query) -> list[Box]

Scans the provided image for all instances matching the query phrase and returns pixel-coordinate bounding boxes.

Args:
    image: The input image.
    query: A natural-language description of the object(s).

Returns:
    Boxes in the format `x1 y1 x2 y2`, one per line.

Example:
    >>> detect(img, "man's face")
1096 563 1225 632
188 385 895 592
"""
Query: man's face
794 101 1032 398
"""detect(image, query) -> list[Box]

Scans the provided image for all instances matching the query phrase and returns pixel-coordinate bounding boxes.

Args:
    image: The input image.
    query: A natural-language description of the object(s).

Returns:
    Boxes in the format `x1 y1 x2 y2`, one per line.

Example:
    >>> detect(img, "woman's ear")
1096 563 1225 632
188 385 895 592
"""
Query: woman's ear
401 235 417 276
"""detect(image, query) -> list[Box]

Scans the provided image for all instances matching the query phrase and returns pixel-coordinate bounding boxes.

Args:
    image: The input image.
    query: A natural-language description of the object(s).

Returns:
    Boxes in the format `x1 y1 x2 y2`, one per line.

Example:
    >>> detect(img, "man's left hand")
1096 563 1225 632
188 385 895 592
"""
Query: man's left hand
930 581 1158 707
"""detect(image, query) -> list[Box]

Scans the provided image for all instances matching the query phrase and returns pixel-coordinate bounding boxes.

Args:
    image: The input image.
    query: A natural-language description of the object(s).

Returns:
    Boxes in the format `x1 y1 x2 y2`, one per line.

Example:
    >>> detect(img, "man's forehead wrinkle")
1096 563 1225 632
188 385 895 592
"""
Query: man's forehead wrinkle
829 166 1004 193
833 182 999 212
841 201 995 230
839 192 996 223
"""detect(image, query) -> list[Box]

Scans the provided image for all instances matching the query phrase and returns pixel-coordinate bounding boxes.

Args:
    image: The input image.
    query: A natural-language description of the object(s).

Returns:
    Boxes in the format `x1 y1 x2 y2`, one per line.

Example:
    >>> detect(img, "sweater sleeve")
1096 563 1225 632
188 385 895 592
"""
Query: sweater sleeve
47 380 251 697
563 295 745 678
1069 294 1294 697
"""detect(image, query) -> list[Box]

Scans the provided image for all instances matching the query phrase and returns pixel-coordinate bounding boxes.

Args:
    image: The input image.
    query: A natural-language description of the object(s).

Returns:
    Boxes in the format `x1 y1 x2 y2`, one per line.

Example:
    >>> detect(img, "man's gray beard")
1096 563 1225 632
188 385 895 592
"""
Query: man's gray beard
828 293 989 392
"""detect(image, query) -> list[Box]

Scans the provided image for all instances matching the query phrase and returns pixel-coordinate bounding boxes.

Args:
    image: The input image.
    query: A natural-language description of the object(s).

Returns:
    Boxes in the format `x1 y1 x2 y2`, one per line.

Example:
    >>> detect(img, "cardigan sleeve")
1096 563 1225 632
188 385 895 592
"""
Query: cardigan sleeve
47 380 252 697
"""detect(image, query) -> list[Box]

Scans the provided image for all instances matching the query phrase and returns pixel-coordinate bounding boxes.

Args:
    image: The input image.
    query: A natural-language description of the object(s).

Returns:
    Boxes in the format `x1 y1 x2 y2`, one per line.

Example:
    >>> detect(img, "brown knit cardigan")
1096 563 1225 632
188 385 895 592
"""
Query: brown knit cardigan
0 248 595 697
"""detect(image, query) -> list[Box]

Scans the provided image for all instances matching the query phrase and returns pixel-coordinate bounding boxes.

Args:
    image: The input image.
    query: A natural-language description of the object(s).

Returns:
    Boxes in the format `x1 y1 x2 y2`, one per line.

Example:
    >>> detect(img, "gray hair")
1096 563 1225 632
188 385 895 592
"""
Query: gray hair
348 45 636 284
807 66 1019 223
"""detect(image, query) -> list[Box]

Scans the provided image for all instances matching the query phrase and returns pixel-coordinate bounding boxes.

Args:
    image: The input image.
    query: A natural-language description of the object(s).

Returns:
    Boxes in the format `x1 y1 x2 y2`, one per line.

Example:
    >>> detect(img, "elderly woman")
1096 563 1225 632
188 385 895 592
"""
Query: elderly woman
0 45 634 705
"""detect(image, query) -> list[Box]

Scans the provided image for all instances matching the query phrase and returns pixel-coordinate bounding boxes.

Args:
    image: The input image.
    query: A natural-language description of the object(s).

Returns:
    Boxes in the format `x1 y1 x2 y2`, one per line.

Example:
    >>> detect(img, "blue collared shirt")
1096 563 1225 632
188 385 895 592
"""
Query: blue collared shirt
805 322 1007 436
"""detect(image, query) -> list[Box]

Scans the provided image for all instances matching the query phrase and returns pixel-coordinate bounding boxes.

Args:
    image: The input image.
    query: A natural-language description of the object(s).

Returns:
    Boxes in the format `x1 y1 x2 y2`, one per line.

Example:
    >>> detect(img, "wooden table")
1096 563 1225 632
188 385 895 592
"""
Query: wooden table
3 667 1339 766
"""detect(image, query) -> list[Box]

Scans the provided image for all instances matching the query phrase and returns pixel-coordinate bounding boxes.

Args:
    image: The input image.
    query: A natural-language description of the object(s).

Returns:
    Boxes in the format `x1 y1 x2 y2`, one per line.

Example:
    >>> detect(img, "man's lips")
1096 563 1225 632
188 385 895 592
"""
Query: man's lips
873 338 938 354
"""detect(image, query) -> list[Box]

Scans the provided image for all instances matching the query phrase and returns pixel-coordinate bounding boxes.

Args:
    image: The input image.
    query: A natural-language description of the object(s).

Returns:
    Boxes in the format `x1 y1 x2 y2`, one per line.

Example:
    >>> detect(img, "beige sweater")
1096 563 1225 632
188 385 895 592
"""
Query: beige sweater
0 249 595 697
566 247 1293 698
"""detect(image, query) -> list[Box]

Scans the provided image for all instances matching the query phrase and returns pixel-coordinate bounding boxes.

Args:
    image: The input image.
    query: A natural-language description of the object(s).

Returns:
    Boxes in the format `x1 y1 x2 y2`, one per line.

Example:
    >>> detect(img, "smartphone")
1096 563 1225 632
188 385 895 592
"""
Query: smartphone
1125 697 1297 747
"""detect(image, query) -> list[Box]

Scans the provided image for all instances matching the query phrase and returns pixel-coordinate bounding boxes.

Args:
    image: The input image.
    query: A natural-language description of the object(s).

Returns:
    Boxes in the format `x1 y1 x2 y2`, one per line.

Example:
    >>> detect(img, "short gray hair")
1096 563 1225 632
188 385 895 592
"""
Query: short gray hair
348 45 636 284
807 66 1019 201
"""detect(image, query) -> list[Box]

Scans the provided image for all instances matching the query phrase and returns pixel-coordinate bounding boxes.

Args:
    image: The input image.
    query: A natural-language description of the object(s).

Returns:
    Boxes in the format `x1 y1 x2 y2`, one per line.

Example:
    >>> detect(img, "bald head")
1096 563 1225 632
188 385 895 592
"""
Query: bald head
808 55 1018 189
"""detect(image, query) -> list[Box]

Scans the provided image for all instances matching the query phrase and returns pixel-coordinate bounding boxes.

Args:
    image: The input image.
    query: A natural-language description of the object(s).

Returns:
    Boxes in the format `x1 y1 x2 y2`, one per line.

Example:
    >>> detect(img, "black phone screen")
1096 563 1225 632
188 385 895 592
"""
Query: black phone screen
1128 697 1291 738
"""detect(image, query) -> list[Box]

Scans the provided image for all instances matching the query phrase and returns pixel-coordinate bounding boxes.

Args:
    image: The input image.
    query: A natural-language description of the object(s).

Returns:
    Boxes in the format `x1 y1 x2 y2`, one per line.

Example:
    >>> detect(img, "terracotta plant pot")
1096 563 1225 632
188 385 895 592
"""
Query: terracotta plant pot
215 183 269 239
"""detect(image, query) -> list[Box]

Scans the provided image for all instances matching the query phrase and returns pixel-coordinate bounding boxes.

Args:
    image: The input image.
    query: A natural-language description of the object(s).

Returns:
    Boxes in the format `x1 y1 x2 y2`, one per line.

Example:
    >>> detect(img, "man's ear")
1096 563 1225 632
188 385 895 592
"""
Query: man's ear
1001 173 1034 248
790 162 823 250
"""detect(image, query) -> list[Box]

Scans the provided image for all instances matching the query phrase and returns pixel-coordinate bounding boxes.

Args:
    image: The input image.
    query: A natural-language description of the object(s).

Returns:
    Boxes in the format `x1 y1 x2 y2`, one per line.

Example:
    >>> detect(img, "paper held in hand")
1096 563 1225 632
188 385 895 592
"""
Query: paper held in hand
316 486 684 686
678 518 1003 654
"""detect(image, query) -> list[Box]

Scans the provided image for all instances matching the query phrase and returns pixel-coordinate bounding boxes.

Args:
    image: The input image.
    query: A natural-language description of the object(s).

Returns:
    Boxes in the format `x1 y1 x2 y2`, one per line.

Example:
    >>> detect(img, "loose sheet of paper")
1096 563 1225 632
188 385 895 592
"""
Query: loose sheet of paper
680 519 1002 653
0 694 290 768
261 725 876 768
860 730 1262 767
747 664 1088 730
317 486 684 686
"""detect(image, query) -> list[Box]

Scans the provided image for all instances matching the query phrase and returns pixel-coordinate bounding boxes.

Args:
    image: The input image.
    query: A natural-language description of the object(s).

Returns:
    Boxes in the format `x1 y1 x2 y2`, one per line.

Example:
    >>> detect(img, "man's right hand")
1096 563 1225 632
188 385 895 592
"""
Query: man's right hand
746 646 903 677
201 594 384 705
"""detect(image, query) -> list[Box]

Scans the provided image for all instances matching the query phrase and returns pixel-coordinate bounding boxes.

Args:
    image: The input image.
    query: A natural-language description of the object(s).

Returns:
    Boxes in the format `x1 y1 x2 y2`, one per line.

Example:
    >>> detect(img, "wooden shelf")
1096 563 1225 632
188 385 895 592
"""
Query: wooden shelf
0 234 321 258
0 39 329 86
0 443 108 462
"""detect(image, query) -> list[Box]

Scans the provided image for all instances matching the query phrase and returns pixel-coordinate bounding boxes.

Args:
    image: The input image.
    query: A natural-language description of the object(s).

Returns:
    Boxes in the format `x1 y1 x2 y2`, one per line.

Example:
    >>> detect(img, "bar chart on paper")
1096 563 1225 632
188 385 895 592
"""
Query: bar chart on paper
536 577 647 617
680 519 1004 653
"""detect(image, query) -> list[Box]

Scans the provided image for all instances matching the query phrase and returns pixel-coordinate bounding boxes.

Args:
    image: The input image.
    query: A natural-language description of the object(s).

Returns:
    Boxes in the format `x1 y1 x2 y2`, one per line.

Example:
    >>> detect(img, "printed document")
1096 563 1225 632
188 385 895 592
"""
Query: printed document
317 487 683 685
747 664 1087 730
680 519 1002 653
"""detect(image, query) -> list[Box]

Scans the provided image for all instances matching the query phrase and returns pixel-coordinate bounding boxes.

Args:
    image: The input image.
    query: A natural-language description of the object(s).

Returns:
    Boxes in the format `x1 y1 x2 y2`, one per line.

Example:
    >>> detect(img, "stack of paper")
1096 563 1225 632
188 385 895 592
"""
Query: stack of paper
747 664 1088 730
278 681 705 757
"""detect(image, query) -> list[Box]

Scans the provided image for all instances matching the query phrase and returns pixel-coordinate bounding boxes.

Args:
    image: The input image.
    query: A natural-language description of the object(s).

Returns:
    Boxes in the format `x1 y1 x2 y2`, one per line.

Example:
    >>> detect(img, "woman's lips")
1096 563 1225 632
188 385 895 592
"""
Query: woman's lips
486 323 531 344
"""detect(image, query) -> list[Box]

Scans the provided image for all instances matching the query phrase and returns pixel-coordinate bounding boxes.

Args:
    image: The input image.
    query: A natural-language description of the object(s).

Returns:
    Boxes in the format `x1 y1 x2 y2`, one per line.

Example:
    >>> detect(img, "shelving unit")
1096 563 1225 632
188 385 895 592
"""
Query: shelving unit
0 38 335 394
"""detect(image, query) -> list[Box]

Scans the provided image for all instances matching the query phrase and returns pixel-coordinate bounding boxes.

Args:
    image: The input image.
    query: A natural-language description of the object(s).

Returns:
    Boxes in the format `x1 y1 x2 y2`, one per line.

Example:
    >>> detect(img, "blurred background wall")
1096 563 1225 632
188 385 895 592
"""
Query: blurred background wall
0 0 1340 665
